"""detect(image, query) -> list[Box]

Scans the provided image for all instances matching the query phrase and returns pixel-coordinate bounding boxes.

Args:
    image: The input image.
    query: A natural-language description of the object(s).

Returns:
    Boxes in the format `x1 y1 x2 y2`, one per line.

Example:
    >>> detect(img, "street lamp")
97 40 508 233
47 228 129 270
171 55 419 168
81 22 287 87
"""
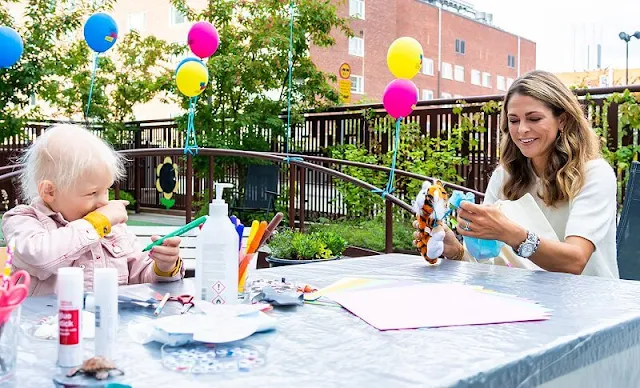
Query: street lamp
618 31 640 85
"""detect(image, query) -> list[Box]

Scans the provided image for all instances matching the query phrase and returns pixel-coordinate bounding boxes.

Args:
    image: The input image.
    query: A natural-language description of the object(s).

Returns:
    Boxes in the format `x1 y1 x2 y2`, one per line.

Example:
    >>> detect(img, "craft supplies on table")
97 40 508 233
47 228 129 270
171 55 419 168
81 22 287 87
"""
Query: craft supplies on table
325 281 551 331
128 301 276 347
154 292 195 315
94 268 118 359
0 240 31 380
195 182 239 305
142 215 208 252
57 267 85 367
25 310 96 341
161 343 267 375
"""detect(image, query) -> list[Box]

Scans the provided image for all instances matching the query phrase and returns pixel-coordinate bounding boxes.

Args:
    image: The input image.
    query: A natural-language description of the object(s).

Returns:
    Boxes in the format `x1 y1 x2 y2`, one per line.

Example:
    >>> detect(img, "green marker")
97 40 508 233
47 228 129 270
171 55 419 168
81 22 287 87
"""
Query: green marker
142 215 208 252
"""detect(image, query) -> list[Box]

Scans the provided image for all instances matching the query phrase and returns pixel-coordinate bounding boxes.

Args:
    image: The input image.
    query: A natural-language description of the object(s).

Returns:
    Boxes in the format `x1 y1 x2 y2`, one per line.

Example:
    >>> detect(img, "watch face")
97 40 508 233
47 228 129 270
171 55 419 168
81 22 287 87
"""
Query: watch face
521 244 534 257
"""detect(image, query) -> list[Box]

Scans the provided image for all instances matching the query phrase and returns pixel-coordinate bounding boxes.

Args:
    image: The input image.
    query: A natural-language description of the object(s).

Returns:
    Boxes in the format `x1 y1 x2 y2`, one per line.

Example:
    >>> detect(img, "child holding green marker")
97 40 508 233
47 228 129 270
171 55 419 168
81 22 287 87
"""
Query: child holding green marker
2 125 185 296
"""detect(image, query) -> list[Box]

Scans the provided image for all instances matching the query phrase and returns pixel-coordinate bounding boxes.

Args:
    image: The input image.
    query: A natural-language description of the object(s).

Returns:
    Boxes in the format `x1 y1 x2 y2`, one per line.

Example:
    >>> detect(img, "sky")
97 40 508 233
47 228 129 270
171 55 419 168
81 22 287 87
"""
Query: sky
468 0 640 72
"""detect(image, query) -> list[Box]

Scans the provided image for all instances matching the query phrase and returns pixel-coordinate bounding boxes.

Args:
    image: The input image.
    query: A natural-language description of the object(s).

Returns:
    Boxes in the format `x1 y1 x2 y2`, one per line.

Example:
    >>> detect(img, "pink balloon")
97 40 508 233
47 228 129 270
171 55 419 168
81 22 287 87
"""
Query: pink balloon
382 79 418 119
187 21 220 59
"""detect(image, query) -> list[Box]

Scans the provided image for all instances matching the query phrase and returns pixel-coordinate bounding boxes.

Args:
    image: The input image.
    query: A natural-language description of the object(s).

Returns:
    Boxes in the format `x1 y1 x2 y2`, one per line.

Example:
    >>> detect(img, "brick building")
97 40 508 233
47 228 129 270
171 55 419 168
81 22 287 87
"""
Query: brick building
311 0 536 103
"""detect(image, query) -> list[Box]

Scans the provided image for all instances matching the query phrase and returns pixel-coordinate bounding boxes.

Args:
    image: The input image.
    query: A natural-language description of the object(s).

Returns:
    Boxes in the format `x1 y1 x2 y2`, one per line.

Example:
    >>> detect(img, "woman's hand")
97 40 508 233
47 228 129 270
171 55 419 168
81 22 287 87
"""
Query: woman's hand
413 220 464 259
149 235 181 273
456 202 527 249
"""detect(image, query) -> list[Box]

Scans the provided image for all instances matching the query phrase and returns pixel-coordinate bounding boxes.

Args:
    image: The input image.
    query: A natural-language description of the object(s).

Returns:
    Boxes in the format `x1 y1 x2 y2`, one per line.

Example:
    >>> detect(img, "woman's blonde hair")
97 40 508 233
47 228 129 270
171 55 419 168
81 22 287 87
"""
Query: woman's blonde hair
18 124 125 203
499 70 601 206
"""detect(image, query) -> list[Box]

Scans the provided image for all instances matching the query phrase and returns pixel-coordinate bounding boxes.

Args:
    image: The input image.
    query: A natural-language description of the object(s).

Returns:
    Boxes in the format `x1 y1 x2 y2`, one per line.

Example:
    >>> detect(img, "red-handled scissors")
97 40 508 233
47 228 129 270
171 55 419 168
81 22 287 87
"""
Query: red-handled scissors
155 292 194 314
0 270 31 308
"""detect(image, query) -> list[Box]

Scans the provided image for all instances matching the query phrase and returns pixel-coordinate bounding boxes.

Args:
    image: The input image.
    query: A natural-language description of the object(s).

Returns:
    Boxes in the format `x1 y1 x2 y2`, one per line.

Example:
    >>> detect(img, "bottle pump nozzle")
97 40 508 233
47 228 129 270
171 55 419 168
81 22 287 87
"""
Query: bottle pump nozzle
214 183 234 202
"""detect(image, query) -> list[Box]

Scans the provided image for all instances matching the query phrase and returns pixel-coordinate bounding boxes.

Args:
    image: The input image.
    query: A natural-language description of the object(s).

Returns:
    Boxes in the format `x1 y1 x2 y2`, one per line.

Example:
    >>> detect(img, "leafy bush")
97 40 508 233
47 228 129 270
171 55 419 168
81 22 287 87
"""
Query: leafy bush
108 189 135 210
268 229 347 260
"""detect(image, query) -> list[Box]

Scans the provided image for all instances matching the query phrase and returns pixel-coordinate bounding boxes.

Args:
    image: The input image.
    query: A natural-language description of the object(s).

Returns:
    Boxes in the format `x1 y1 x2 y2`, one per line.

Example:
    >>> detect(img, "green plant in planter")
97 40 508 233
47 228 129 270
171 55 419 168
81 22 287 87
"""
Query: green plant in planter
268 229 348 261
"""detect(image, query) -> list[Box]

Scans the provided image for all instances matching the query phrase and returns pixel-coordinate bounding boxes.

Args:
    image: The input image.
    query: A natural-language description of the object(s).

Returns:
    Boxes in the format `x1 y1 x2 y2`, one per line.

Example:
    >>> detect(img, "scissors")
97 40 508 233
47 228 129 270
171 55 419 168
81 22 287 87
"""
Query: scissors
0 270 31 308
155 292 194 314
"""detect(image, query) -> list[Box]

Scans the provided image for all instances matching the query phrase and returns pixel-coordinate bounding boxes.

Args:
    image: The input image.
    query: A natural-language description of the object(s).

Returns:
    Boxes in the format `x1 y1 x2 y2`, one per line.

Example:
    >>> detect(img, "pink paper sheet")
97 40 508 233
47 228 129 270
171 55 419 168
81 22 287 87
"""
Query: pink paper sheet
327 283 551 331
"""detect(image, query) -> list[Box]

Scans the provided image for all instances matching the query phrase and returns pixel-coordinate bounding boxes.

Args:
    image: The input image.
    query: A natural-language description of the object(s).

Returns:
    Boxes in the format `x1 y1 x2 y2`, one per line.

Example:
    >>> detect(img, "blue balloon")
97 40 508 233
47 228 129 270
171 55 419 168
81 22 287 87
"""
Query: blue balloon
175 57 203 75
0 26 24 68
83 13 118 53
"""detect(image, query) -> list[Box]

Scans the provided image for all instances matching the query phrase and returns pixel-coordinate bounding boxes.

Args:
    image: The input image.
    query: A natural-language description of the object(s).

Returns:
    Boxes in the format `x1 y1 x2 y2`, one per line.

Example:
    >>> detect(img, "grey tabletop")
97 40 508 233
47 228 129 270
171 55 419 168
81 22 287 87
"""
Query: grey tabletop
7 254 640 388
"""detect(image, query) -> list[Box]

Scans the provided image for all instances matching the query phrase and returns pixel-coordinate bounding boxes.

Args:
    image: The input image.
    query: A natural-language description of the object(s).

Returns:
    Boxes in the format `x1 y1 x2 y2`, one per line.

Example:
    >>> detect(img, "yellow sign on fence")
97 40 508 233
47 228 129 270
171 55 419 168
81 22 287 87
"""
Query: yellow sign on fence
338 79 352 104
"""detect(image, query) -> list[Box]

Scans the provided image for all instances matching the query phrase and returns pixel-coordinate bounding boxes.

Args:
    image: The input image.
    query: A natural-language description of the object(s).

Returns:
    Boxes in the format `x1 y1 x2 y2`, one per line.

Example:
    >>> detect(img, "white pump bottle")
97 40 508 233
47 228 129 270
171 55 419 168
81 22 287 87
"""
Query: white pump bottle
195 182 239 305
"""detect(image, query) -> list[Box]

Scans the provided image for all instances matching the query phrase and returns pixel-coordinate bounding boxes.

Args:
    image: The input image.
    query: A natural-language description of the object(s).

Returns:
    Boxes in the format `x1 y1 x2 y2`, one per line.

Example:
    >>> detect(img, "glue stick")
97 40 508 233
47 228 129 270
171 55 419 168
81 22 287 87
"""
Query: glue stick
57 267 84 367
94 268 118 359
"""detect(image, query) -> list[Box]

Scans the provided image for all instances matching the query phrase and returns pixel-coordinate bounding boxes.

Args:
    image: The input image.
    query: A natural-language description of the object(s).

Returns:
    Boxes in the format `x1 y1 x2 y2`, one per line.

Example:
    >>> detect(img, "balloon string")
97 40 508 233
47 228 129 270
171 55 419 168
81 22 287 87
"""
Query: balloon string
283 1 302 164
85 52 99 120
372 118 402 199
183 96 199 155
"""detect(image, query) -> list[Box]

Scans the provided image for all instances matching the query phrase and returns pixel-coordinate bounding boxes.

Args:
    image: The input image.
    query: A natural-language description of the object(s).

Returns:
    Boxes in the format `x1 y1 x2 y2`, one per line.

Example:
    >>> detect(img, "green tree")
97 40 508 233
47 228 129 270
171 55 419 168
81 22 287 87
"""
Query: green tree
168 0 351 214
168 0 351 152
0 0 111 141
41 29 178 142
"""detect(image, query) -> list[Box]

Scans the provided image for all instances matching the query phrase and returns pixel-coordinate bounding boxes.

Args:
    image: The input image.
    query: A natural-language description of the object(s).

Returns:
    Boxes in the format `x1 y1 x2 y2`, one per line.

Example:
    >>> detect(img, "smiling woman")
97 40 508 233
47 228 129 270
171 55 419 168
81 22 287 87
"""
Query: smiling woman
415 70 618 278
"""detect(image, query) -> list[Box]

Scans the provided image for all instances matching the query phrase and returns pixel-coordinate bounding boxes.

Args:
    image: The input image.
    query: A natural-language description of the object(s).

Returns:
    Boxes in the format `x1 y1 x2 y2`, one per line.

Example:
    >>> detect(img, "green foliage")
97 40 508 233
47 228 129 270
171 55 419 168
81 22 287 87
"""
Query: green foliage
0 0 113 141
327 102 501 220
310 219 416 252
586 89 640 207
268 229 347 260
108 188 135 210
40 26 175 136
169 0 351 194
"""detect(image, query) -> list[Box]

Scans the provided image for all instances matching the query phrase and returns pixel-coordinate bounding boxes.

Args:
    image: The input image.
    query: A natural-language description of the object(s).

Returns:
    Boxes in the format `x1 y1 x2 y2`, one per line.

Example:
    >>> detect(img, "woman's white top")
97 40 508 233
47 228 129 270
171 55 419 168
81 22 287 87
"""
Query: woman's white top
464 158 618 278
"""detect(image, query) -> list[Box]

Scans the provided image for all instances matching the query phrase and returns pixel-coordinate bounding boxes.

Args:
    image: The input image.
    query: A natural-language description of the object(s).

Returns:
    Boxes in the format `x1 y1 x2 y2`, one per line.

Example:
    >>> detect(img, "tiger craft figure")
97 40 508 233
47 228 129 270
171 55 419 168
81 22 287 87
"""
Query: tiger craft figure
413 179 449 264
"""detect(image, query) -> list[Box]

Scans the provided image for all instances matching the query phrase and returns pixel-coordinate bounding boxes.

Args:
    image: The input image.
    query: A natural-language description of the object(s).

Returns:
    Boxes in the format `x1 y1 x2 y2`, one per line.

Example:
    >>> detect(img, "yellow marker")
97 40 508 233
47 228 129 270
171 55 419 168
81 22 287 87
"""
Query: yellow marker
245 220 260 254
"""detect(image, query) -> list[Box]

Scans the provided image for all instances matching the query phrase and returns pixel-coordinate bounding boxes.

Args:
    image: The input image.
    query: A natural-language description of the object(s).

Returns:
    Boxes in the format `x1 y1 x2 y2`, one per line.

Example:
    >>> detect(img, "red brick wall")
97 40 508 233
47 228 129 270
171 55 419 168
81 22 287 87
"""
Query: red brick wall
310 0 536 103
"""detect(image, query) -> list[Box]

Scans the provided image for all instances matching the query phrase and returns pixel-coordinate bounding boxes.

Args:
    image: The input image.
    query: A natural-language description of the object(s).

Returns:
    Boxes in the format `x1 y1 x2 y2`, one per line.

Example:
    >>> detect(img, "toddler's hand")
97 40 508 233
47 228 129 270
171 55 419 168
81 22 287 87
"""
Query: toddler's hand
149 235 181 273
95 200 129 226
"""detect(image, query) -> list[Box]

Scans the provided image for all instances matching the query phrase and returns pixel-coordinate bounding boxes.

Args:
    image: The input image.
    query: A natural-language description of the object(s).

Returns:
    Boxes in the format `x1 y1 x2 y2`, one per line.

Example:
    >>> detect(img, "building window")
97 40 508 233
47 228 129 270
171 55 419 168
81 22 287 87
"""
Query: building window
128 12 146 32
349 0 365 19
507 54 516 68
482 72 491 88
422 58 434 76
422 89 434 100
441 92 452 99
348 36 364 57
29 94 36 107
350 75 364 94
497 75 506 91
455 39 466 55
506 77 514 88
441 62 453 79
170 6 187 25
454 65 465 82
471 69 481 85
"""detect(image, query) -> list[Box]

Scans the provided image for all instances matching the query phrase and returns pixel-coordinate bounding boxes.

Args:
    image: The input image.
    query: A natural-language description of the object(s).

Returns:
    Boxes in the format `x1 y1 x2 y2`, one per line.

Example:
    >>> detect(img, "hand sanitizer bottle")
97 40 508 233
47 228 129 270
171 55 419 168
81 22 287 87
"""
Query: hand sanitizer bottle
195 183 239 305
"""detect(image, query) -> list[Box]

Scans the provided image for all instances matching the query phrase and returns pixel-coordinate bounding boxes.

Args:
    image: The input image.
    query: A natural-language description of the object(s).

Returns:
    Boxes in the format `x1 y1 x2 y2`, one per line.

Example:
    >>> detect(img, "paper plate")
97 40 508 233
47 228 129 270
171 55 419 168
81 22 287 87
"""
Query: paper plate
192 316 259 344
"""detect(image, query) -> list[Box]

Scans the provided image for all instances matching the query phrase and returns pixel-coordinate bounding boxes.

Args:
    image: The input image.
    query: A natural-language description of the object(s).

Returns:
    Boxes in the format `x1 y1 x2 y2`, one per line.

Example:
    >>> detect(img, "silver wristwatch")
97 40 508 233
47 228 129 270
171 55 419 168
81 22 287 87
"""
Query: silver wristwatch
516 231 540 258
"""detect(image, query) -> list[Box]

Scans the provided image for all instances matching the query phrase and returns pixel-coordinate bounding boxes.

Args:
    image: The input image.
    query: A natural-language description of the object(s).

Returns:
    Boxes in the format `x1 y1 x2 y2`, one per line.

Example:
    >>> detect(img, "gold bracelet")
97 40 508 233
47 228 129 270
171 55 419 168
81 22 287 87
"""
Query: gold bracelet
83 211 111 238
153 257 182 277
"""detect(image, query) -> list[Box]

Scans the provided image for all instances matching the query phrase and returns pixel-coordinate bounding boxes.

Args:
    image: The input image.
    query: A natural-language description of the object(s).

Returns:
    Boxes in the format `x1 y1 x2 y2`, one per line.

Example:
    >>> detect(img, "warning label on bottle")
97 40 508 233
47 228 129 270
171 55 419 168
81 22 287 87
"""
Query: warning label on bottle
212 281 225 294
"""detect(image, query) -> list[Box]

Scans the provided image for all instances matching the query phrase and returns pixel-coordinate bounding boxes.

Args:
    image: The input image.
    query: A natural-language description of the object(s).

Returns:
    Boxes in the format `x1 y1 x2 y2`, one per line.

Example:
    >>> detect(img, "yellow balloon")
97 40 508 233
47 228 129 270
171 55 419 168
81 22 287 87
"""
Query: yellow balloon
176 60 209 97
387 37 423 80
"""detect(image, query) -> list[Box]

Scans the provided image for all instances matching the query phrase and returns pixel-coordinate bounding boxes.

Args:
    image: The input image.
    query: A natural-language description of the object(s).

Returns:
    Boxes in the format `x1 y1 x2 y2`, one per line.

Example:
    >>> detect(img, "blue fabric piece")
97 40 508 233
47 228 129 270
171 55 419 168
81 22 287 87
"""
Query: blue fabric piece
465 237 505 260
449 190 476 209
449 190 504 260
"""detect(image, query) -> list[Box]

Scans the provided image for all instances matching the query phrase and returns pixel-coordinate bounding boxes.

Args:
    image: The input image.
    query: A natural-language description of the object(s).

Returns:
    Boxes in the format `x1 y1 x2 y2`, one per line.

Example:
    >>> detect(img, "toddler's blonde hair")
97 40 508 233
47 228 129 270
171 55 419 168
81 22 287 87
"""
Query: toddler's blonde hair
18 124 125 203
